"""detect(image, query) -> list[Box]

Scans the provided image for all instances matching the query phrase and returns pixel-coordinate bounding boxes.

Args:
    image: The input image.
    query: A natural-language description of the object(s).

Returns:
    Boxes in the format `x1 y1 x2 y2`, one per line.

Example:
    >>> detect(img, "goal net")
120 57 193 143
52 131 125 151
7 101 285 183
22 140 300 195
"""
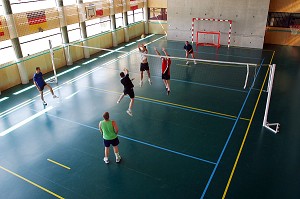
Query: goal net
192 18 232 48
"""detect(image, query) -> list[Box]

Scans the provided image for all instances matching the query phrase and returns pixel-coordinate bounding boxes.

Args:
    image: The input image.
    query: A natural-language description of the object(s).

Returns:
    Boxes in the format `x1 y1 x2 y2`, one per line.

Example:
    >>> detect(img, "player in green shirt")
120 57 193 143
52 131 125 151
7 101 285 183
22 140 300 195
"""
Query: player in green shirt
99 112 121 164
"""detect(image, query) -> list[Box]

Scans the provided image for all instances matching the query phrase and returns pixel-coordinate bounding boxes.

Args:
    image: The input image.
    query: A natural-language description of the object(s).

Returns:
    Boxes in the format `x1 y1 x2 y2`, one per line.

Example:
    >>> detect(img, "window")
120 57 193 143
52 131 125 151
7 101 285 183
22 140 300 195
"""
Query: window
127 10 134 24
86 16 111 37
68 23 81 42
0 40 14 65
133 8 143 22
267 12 300 28
115 13 123 28
128 8 144 24
148 8 167 21
19 28 62 56
10 0 56 14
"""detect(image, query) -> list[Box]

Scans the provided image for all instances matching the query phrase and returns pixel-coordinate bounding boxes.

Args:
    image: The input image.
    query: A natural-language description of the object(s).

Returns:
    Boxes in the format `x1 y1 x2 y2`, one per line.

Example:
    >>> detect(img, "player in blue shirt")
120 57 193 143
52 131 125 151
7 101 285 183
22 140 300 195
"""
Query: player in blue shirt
33 67 58 105
184 41 197 65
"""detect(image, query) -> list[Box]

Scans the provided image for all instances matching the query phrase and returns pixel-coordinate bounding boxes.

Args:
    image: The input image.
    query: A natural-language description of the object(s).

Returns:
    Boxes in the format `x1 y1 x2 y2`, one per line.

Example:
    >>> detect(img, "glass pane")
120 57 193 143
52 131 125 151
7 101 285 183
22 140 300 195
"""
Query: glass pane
19 28 62 56
115 13 123 28
68 23 81 42
134 8 143 22
0 40 14 64
127 11 134 24
86 18 102 37
148 8 168 21
11 0 56 14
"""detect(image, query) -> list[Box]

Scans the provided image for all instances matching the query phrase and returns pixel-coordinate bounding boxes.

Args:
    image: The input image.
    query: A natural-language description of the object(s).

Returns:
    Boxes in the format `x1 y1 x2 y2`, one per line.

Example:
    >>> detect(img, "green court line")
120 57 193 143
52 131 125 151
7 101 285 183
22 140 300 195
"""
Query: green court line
87 87 250 121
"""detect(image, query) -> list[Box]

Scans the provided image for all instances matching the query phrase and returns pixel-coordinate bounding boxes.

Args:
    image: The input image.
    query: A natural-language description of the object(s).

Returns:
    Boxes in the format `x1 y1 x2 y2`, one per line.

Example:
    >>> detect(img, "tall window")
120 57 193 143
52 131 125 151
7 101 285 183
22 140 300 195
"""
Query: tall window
133 8 143 22
19 28 62 56
10 0 56 13
115 13 123 28
68 23 81 42
148 8 167 21
86 16 111 37
128 8 144 24
0 40 14 65
267 12 300 28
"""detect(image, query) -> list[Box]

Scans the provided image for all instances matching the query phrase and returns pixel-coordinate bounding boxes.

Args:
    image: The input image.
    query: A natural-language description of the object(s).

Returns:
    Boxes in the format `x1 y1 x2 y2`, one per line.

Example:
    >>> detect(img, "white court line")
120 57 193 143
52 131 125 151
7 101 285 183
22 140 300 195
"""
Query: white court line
1 35 166 118
65 91 80 100
0 97 9 103
83 58 97 65
0 106 53 136
125 42 136 47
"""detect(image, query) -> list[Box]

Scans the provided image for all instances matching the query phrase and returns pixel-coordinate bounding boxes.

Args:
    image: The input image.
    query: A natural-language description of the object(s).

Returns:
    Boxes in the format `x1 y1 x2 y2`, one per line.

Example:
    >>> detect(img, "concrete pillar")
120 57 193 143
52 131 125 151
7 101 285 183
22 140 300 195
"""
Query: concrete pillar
1 0 29 84
110 0 118 47
123 12 129 42
122 0 129 42
56 0 73 65
143 0 149 35
77 0 90 58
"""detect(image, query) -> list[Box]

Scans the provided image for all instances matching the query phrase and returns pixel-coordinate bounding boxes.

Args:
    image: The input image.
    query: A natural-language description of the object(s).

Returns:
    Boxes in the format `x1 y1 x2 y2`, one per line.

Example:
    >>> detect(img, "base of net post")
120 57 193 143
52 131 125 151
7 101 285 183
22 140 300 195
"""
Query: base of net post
264 122 280 134
46 77 58 84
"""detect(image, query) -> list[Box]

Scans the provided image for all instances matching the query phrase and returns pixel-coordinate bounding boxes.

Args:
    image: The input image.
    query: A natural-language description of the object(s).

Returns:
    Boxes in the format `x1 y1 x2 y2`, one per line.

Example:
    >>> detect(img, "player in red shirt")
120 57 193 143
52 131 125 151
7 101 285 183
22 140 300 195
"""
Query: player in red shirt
154 47 171 95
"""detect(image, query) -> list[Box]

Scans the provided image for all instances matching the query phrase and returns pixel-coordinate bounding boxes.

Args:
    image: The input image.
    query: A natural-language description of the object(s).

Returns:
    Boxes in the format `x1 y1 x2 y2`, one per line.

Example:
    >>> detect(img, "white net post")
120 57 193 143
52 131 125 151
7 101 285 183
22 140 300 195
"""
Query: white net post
263 64 280 133
48 40 58 84
244 64 249 89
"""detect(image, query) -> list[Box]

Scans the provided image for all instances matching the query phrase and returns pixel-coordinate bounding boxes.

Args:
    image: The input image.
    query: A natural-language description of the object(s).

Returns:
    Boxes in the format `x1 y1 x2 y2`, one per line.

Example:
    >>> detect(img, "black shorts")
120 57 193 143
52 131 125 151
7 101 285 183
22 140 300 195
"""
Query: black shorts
38 83 47 91
162 73 170 80
140 62 149 71
187 50 194 54
103 137 119 147
124 88 135 98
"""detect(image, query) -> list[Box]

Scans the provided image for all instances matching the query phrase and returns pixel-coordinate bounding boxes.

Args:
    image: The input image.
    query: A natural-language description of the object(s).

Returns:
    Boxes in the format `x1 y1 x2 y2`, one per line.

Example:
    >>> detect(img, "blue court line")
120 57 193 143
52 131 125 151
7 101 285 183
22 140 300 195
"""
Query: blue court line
199 58 265 199
40 112 216 165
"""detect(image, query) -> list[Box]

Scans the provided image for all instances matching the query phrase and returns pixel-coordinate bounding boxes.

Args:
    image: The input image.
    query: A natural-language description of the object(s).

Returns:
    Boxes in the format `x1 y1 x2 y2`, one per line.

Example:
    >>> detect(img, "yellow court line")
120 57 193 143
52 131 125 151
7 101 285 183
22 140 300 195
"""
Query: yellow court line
269 51 276 64
47 159 71 170
222 66 271 198
88 87 250 121
0 165 64 199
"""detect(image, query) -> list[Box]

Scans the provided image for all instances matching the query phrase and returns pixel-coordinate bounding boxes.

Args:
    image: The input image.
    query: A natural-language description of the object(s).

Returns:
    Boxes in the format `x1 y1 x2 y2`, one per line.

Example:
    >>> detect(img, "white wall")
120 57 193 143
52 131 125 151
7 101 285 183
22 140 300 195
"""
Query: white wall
167 0 270 49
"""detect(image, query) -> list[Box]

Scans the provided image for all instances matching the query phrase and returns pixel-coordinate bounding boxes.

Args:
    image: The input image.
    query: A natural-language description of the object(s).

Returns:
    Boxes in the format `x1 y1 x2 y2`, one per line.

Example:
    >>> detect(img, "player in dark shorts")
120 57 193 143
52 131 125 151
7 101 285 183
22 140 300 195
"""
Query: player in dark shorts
117 68 135 116
184 41 197 65
138 43 152 87
33 67 58 105
99 112 121 164
154 47 172 95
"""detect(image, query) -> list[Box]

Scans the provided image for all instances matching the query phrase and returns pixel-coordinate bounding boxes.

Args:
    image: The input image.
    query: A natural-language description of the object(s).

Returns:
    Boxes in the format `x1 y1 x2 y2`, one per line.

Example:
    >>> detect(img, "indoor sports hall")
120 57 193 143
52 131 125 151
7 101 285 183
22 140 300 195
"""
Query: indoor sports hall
0 0 299 198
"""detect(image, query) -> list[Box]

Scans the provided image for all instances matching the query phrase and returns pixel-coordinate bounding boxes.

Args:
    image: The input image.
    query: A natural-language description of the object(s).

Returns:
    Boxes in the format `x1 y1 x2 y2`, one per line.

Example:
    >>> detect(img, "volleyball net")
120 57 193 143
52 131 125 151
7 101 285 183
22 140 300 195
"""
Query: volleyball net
66 43 259 91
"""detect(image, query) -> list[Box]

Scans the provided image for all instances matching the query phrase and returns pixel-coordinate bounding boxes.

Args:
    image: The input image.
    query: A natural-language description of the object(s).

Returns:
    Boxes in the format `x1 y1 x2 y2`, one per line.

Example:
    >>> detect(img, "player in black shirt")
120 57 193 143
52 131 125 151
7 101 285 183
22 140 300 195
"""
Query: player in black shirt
184 41 197 65
117 68 135 116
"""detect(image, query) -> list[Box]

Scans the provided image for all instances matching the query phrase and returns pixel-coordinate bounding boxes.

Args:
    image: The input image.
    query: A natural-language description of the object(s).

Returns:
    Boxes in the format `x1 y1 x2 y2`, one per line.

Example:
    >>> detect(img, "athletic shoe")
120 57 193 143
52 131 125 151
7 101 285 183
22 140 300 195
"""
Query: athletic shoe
186 61 189 65
139 81 143 87
116 155 121 163
103 157 109 164
53 95 58 98
43 101 47 106
167 90 170 95
148 79 152 85
117 100 120 104
126 109 133 116
194 60 197 65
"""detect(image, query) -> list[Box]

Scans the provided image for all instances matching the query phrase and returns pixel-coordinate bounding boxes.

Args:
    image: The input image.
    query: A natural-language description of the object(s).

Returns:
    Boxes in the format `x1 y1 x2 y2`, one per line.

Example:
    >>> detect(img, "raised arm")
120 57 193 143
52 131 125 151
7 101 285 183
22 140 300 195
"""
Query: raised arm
162 48 169 56
154 47 161 56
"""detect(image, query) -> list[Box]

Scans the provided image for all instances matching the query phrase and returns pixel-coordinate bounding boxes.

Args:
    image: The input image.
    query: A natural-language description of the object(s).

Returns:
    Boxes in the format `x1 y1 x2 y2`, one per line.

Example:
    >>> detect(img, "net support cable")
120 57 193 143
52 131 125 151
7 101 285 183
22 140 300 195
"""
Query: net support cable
263 64 280 133
67 43 257 89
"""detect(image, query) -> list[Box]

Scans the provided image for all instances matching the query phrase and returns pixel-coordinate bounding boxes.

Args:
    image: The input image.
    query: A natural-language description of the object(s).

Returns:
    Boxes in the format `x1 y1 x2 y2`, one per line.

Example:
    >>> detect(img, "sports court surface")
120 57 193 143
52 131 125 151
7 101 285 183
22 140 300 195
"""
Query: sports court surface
1 35 300 199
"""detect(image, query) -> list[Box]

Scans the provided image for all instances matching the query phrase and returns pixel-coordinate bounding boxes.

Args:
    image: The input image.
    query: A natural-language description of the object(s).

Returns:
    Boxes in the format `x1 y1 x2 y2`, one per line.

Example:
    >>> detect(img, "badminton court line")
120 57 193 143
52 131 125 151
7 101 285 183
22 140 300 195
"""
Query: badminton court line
0 165 64 199
38 111 217 165
222 53 275 198
87 86 250 121
199 58 265 199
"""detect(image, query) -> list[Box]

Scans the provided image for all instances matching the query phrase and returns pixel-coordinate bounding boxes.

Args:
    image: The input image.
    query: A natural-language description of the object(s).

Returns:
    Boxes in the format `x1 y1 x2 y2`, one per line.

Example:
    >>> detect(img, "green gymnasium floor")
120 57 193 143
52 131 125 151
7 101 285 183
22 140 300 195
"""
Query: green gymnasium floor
0 35 299 199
